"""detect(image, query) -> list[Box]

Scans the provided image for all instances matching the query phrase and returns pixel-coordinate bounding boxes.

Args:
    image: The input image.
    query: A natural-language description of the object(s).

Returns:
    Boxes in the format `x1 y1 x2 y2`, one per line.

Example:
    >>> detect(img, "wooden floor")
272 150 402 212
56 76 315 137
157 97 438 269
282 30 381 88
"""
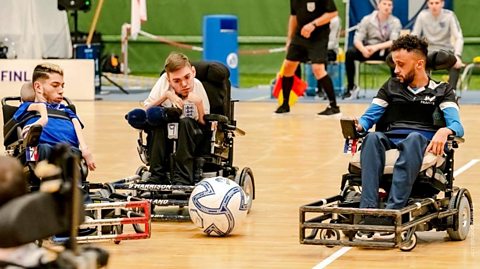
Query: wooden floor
3 101 480 268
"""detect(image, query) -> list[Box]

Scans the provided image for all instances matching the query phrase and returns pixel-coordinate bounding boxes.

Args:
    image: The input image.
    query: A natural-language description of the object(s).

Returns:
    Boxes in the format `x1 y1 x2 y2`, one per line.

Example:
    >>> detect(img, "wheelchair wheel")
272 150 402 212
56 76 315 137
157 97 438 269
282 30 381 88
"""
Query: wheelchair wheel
447 193 471 241
235 167 254 213
319 229 340 248
400 230 417 252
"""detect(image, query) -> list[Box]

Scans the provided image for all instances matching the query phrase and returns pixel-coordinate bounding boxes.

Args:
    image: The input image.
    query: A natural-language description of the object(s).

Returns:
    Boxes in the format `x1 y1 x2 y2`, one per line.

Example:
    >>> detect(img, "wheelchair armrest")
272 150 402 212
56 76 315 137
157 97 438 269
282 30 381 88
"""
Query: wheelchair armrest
228 125 246 136
340 117 365 139
448 134 464 148
204 114 229 124
204 114 246 136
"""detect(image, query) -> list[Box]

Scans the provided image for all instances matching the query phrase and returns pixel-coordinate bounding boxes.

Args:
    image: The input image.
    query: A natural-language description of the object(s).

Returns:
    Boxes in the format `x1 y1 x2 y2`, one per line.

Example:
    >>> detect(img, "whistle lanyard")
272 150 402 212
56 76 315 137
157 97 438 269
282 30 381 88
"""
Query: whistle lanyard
377 16 389 41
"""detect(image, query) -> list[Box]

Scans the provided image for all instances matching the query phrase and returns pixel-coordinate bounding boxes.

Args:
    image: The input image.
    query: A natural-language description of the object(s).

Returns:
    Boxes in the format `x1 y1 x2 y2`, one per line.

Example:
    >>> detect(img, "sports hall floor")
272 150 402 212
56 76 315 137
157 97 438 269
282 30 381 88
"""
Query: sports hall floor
2 88 480 268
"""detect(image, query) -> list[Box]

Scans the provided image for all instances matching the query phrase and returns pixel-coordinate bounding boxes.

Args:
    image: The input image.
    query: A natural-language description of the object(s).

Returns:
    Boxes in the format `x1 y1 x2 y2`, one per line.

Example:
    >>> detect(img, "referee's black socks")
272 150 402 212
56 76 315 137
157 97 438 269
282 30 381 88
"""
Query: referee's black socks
281 76 294 107
317 75 338 108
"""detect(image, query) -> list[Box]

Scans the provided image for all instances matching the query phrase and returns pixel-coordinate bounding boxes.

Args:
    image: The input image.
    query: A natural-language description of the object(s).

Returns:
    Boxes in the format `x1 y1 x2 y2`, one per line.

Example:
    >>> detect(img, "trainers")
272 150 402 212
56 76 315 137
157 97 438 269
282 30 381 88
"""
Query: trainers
317 106 341 116
355 231 374 241
343 86 359 100
275 104 290 114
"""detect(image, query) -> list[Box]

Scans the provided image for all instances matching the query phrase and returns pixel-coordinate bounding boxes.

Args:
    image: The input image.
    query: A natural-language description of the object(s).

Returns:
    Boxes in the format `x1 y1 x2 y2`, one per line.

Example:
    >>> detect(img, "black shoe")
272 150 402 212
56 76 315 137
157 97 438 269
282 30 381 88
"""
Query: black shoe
275 104 290 114
317 106 341 116
343 86 359 100
342 91 352 99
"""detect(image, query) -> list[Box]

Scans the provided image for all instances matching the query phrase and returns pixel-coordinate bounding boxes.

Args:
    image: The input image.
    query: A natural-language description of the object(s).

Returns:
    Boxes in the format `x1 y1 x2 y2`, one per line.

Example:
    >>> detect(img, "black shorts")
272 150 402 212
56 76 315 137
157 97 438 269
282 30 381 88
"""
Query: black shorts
286 37 329 64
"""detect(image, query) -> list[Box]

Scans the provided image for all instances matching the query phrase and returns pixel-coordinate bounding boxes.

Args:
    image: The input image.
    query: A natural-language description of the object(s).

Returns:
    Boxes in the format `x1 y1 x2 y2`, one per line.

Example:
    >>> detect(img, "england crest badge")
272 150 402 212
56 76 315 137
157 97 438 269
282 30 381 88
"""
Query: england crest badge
307 2 315 12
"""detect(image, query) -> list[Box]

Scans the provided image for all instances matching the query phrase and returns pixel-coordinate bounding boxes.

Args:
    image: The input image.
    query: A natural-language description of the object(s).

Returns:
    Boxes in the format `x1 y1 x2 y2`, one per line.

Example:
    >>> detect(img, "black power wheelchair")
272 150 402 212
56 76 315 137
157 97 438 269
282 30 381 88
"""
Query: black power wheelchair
116 61 255 221
2 97 151 245
299 51 473 251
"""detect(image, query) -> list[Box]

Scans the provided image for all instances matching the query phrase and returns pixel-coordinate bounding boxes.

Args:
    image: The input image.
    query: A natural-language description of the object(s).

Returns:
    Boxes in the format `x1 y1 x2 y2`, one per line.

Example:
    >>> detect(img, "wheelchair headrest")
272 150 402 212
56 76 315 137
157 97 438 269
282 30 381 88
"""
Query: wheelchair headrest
385 50 457 71
193 61 230 83
192 61 231 117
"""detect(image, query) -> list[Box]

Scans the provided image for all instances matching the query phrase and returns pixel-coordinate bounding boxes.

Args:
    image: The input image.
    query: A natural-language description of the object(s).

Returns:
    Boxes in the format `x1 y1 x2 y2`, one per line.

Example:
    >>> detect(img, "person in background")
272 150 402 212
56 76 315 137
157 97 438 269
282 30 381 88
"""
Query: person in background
343 0 402 99
411 0 464 91
276 0 340 116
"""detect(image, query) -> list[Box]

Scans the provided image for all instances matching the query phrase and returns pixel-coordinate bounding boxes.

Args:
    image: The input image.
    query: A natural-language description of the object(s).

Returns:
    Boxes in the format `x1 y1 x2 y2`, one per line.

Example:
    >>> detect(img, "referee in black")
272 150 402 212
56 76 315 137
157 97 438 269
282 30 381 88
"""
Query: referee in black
276 0 340 116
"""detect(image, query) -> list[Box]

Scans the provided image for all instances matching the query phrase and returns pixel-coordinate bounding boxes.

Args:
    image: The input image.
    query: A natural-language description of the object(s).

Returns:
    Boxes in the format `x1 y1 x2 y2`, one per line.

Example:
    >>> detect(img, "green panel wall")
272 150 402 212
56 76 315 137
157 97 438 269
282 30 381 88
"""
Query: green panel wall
74 0 478 82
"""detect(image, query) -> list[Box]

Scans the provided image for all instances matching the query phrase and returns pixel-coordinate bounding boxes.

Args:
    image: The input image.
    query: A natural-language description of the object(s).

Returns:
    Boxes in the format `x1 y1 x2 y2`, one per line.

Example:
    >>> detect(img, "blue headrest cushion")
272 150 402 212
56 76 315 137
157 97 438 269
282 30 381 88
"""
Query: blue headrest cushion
126 108 147 129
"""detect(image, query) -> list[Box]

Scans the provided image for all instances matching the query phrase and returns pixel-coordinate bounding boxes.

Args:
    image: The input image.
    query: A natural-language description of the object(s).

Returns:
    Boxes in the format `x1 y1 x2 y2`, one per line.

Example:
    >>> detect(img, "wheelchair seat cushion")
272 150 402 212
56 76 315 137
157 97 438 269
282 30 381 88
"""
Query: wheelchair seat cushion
349 150 445 175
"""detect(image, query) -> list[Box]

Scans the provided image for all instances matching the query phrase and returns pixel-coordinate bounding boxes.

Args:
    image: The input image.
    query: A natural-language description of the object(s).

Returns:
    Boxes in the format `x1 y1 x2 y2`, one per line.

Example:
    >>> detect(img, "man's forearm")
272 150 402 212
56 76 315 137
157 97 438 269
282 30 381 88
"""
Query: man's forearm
311 11 338 28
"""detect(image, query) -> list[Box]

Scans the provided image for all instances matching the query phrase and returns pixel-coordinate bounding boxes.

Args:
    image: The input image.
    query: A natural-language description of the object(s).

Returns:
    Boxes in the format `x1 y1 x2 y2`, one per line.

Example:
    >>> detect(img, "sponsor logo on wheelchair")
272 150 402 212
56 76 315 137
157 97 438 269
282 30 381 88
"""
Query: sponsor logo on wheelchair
127 183 172 191
26 146 39 161
152 199 171 205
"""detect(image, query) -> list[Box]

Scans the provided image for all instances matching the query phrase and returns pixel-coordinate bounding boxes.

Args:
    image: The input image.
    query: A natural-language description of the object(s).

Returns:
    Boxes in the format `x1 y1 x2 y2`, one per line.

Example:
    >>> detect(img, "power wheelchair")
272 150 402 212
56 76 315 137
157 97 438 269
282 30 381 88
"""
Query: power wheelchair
116 61 255 221
299 51 473 252
1 97 151 245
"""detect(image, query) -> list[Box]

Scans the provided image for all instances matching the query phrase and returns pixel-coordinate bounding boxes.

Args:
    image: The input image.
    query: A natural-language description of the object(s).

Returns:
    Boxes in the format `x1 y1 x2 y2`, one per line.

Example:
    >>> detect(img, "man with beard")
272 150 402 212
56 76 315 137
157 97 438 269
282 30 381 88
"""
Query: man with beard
351 35 463 240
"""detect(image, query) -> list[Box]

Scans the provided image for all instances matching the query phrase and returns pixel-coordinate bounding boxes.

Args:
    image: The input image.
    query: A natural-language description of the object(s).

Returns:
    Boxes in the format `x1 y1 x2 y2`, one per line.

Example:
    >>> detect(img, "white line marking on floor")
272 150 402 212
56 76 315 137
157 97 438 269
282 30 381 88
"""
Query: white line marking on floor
453 159 479 177
248 95 270 101
312 158 479 269
312 247 352 269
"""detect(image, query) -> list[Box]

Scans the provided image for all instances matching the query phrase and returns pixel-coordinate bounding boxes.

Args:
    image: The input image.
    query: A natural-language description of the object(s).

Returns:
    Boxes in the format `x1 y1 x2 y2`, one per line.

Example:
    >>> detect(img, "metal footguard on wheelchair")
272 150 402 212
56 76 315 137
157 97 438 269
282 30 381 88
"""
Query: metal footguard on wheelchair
115 61 255 221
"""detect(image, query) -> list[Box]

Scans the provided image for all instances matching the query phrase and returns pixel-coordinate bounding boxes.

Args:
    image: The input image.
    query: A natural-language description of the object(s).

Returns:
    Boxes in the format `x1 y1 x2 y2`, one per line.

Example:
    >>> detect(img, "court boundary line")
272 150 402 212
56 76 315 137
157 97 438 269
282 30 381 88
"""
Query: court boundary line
312 158 480 269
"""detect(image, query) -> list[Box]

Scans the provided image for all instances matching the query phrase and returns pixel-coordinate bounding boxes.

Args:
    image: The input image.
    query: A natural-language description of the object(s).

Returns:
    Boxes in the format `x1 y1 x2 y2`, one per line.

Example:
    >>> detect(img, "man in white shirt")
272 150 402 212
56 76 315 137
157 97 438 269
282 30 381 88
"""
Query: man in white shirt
411 0 464 91
143 52 210 185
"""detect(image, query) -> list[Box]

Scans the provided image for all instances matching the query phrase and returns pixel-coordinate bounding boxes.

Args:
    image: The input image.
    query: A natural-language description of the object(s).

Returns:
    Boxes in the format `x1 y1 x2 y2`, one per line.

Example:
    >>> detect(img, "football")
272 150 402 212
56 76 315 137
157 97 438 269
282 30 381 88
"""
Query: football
188 177 248 236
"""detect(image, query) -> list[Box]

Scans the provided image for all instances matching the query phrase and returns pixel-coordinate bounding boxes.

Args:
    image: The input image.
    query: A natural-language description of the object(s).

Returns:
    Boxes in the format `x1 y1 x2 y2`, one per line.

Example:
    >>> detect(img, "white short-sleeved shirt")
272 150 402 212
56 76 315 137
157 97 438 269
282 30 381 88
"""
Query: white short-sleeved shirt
143 73 210 118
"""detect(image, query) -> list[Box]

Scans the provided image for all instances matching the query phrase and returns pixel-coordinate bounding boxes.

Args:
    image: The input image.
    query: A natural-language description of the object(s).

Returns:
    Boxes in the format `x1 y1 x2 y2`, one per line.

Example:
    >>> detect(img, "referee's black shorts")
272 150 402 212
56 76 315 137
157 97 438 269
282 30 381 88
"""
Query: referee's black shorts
286 37 329 64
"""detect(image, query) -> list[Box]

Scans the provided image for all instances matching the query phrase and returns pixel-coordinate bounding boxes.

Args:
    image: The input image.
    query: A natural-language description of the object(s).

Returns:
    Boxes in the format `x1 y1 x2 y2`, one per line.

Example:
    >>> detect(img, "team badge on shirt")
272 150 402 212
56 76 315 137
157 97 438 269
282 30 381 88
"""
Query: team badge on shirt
306 2 315 12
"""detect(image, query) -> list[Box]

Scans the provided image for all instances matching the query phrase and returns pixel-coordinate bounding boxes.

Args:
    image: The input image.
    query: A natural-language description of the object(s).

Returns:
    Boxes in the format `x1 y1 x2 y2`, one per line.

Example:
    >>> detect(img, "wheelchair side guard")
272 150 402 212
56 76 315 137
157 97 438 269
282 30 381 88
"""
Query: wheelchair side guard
52 199 151 244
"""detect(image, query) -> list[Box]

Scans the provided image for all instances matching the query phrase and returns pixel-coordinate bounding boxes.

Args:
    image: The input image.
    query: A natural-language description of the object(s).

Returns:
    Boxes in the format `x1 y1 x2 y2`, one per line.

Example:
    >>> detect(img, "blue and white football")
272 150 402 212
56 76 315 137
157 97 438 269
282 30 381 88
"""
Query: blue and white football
188 176 248 236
